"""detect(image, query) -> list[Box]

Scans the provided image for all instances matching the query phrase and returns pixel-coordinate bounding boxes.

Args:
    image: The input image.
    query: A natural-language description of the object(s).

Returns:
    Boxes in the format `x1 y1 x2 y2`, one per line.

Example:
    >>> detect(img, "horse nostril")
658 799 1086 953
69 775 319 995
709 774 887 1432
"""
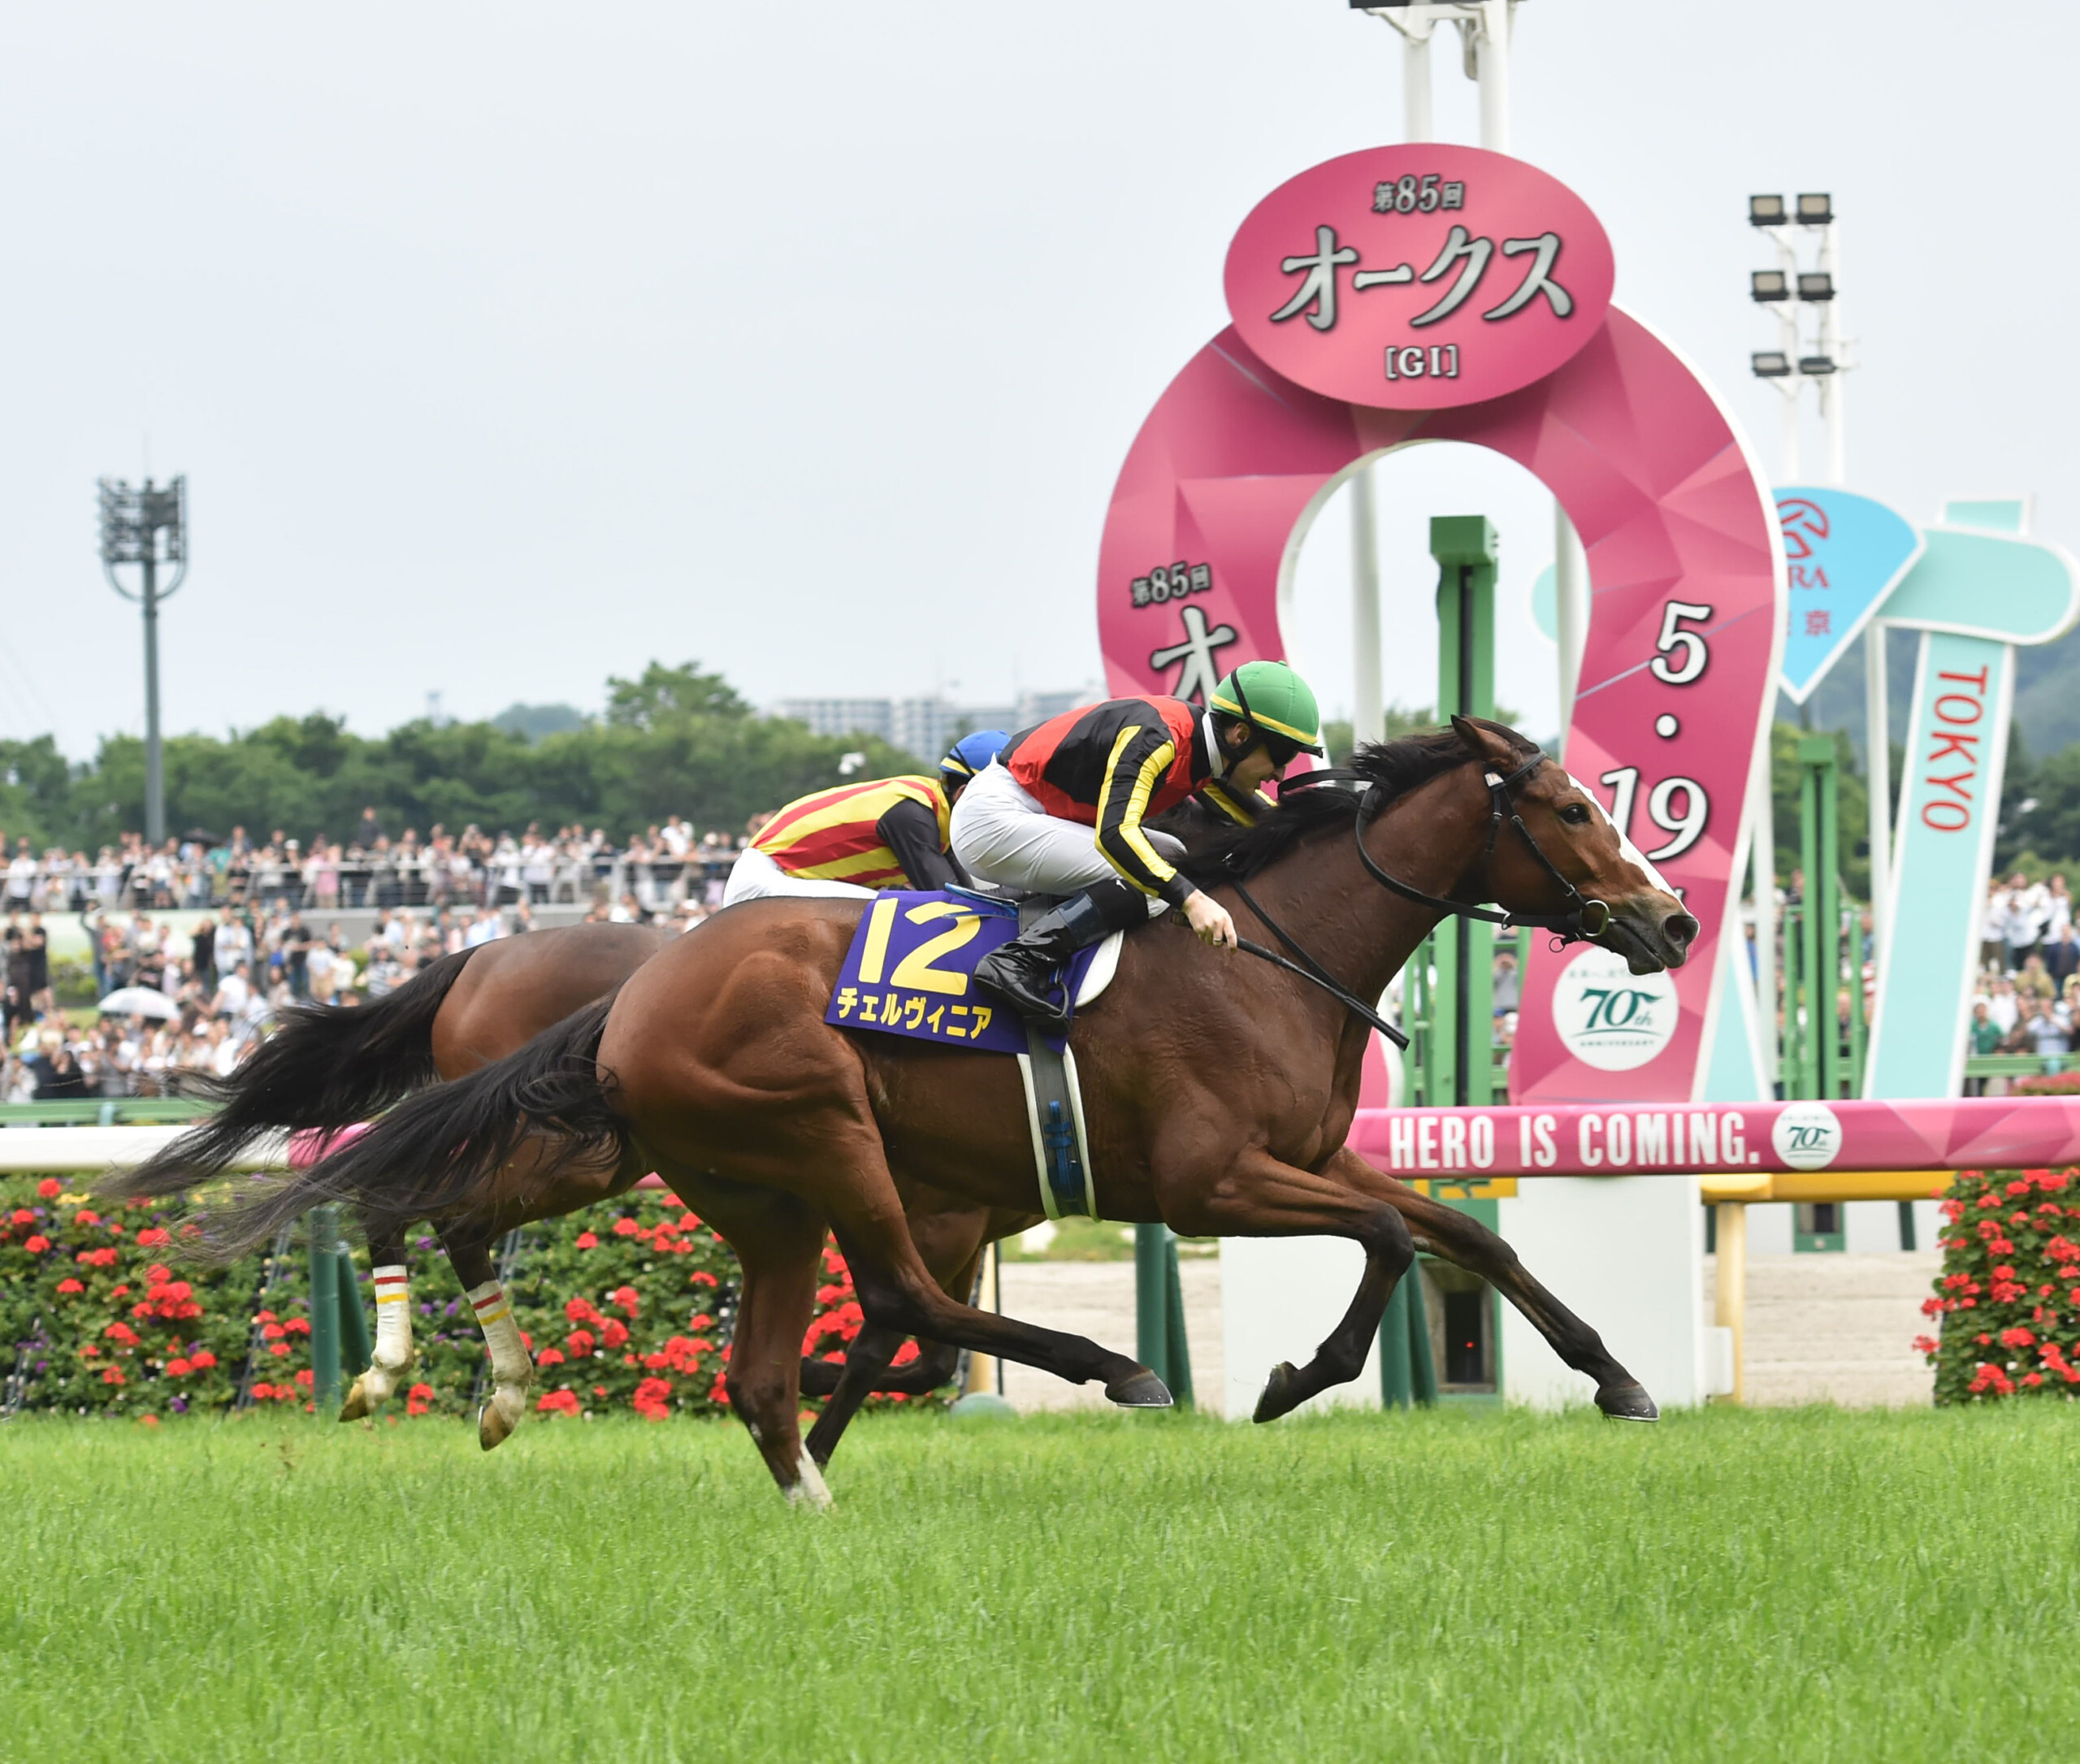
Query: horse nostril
1666 912 1701 948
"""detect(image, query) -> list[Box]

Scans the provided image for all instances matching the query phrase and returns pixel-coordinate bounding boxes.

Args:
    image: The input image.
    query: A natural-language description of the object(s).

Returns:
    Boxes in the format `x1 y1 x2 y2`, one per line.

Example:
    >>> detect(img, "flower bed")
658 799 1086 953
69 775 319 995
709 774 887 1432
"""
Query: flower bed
1918 1167 2080 1402
0 1175 910 1422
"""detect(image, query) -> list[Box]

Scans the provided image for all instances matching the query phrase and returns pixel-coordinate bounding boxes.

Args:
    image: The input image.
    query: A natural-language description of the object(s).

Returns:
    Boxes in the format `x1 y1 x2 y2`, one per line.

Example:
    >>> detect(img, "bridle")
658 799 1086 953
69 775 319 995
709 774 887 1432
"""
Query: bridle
1223 747 1613 1050
1343 749 1612 945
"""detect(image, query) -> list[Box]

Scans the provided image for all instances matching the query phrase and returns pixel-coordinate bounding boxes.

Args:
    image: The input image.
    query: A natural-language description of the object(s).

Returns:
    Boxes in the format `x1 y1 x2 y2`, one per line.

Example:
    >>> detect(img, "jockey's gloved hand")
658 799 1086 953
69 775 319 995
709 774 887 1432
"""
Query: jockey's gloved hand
1183 890 1238 951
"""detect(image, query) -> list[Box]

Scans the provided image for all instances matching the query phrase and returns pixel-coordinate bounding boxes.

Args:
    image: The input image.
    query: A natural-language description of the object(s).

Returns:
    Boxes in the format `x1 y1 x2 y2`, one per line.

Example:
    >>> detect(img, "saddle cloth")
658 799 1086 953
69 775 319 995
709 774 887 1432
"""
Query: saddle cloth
823 889 1120 1055
825 889 1114 1220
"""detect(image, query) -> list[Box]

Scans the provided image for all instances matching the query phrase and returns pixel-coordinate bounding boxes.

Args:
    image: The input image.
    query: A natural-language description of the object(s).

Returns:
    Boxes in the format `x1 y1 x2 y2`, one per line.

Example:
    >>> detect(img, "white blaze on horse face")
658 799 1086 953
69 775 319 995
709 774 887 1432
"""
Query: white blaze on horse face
1569 769 1682 904
468 1278 534 1445
359 1263 414 1406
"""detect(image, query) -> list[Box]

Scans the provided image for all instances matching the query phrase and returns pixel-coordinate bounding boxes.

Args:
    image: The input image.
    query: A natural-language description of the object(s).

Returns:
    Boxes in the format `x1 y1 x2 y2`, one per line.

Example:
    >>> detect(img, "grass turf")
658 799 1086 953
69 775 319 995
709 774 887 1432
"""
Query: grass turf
6 1404 2079 1762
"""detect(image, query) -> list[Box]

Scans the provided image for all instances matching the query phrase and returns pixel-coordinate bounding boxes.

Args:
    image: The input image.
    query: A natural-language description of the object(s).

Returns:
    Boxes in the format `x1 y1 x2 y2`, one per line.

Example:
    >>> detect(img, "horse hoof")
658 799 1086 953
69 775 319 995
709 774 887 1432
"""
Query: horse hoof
1597 1381 1659 1422
338 1378 371 1423
1252 1361 1305 1424
785 1451 834 1510
478 1399 522 1451
1104 1368 1173 1408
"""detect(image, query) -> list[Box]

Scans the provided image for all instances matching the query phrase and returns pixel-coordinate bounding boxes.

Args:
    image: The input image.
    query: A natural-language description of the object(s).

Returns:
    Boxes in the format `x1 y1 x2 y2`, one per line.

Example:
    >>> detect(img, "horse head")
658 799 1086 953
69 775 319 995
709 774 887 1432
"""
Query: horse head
1450 717 1699 976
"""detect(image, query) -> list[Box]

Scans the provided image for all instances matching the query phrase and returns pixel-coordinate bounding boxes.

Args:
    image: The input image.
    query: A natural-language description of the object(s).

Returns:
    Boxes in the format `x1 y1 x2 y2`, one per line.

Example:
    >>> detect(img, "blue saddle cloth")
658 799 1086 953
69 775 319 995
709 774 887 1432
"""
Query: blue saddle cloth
823 889 1098 1053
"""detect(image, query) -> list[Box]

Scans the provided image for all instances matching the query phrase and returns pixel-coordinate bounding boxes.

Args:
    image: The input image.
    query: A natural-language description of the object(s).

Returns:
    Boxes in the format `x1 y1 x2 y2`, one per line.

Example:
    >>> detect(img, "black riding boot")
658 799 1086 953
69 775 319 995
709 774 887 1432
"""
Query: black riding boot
973 878 1150 1029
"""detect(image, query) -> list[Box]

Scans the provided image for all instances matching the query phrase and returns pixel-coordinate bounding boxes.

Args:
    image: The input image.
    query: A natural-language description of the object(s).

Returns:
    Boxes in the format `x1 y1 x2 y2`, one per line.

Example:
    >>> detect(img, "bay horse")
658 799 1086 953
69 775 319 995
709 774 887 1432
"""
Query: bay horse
188 720 1697 1502
112 921 1014 1445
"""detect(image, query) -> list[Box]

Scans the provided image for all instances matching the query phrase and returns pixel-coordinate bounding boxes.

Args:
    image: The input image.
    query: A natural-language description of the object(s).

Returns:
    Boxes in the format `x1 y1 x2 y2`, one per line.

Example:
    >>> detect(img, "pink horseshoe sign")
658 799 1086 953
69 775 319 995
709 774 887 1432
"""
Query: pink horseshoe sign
1098 145 1784 1104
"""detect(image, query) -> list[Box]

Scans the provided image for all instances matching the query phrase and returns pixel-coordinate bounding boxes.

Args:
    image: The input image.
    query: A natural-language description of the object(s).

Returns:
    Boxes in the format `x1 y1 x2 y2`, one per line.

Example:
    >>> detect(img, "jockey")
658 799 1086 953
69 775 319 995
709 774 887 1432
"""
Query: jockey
722 730 1008 905
956 661 1324 1027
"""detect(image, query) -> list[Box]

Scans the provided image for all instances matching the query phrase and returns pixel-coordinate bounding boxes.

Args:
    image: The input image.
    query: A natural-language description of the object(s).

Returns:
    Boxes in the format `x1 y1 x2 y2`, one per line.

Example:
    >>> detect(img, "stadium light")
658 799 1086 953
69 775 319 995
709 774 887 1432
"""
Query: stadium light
1751 270 1790 303
1798 354 1839 376
1796 271 1835 302
1751 350 1793 379
1796 192 1834 225
97 475 188 846
1748 193 1787 227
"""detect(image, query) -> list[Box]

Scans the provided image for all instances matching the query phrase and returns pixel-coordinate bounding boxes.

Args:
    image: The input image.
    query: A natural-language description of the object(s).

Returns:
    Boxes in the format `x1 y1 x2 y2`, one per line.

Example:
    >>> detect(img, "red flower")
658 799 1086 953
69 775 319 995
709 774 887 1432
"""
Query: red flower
36 1178 61 1198
536 1348 566 1367
564 1298 599 1324
146 1264 171 1283
609 1285 639 1316
55 1278 83 1294
600 1319 630 1350
8 1208 31 1225
166 1358 193 1377
612 1217 644 1237
2000 1327 2035 1350
268 1342 290 1358
189 1350 216 1370
537 1389 581 1416
566 1329 596 1357
262 1324 286 1340
134 1227 171 1246
23 1235 48 1255
1912 1335 1939 1357
574 1232 598 1250
406 1381 433 1416
688 1270 719 1288
294 1369 314 1389
253 1382 276 1399
2023 1372 2046 1387
101 1366 125 1385
632 1376 674 1420
75 1210 100 1227
103 1322 138 1345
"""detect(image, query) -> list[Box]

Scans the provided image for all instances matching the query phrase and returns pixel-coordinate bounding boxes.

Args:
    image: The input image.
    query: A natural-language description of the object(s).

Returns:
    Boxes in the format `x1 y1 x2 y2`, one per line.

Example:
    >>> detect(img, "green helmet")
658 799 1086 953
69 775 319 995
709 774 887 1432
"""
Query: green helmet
1210 660 1324 758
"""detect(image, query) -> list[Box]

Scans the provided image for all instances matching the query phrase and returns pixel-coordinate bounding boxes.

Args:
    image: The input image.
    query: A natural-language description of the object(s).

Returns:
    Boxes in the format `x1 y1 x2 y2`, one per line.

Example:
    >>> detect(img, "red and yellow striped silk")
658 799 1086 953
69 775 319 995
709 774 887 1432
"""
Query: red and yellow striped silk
750 775 951 888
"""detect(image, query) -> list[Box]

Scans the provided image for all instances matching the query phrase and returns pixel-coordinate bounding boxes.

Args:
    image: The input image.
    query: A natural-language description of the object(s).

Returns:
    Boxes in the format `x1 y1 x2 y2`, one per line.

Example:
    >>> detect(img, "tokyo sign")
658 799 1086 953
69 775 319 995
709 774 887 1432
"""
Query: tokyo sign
1224 144 1614 411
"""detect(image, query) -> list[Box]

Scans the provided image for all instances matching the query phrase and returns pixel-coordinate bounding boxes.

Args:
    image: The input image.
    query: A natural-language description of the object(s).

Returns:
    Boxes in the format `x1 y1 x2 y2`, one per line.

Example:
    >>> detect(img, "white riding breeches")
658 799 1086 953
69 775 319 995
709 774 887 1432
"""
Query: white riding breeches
722 845 877 907
948 762 1179 915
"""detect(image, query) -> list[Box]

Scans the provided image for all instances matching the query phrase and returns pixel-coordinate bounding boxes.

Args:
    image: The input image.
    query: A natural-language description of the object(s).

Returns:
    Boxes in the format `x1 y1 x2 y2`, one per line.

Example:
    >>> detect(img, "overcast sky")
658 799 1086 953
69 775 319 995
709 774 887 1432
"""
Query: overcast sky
3 2 2073 756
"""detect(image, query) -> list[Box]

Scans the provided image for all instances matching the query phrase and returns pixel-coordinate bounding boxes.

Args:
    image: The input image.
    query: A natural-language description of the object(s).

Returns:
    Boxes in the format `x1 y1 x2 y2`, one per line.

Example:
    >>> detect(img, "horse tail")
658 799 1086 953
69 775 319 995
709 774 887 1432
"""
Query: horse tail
105 946 479 1207
180 995 628 1266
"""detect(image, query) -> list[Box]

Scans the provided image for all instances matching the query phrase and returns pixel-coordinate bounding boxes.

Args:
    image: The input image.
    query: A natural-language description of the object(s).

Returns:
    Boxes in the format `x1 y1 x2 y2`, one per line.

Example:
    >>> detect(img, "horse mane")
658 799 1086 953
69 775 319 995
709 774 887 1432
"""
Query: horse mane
1173 722 1536 885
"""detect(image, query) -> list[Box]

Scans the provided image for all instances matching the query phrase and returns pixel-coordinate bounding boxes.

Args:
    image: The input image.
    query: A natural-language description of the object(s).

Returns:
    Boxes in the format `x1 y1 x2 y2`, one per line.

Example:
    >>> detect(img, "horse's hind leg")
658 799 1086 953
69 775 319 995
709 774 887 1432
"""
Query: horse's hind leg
1351 1155 1657 1419
661 1171 832 1505
339 1214 414 1421
440 1221 534 1450
804 1241 983 1469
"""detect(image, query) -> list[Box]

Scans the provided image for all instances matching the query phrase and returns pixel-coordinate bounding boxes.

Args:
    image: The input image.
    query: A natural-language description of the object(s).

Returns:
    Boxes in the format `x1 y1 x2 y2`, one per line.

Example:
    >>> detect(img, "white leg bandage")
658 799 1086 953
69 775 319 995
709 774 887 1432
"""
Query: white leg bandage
786 1450 834 1511
358 1263 414 1406
468 1279 533 1446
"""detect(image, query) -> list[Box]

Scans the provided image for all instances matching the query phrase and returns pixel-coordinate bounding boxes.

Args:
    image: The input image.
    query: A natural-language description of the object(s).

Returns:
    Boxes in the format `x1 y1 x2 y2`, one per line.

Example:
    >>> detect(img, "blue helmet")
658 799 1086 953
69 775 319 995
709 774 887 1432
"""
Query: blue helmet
940 729 1008 784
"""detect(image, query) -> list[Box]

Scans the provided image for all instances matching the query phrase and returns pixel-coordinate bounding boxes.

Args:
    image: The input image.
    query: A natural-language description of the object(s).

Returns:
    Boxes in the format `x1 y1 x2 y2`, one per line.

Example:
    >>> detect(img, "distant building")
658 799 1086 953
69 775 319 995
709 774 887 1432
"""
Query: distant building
773 685 1103 760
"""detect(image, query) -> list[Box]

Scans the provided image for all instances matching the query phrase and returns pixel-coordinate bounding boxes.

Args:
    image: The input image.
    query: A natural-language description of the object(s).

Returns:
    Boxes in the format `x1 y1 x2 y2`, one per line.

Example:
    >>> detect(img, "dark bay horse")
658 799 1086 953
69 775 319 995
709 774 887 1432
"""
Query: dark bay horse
112 921 1015 1445
188 720 1697 1500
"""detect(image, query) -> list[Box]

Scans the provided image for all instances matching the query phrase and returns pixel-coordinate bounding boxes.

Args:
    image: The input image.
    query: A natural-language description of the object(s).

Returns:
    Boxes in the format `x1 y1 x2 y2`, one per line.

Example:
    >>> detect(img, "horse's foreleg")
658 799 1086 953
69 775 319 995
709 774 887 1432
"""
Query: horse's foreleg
1334 1151 1657 1421
340 1216 414 1421
441 1223 533 1450
1159 1146 1415 1424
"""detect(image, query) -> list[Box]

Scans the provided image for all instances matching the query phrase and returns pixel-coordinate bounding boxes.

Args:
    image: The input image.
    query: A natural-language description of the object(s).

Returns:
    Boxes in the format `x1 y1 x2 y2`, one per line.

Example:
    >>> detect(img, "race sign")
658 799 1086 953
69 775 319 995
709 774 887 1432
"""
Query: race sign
1223 145 1614 411
1773 487 1922 704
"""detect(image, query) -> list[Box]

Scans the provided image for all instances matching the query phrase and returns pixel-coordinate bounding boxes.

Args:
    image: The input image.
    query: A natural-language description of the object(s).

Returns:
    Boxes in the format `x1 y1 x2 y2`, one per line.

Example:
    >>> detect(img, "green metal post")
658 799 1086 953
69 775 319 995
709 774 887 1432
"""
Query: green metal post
1431 515 1499 1106
1161 1237 1193 1407
1379 1282 1413 1409
1407 1267 1439 1405
308 1205 341 1415
336 1248 371 1381
1796 736 1840 1100
1134 1222 1170 1391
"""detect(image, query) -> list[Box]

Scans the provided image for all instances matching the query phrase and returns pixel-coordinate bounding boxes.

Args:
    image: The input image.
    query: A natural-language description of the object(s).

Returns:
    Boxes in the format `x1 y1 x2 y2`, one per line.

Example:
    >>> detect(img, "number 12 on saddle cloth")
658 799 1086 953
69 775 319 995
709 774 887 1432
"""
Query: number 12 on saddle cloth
824 891 1104 1055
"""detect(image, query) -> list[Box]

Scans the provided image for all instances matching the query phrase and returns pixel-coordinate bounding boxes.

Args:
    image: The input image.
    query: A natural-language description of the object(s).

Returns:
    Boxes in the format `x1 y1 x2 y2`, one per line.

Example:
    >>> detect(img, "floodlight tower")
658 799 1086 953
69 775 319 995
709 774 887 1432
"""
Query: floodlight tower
1747 193 1848 486
98 475 188 846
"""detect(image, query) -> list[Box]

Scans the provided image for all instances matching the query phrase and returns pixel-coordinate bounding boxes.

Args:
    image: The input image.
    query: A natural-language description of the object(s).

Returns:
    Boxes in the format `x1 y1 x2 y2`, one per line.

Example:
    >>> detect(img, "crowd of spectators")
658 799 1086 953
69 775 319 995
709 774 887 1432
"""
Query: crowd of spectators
1 813 748 917
0 813 756 1107
1966 870 2080 1078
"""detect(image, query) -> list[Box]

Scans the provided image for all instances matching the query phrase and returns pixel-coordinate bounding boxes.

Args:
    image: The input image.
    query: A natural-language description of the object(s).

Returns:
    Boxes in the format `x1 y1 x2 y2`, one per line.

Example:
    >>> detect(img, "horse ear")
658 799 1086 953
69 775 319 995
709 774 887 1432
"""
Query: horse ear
1450 715 1513 765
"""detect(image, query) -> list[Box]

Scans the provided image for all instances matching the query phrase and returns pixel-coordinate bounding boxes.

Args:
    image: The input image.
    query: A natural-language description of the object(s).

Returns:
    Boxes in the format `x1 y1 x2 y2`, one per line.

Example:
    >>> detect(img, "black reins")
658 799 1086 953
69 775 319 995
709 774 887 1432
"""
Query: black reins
1221 748 1612 1051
